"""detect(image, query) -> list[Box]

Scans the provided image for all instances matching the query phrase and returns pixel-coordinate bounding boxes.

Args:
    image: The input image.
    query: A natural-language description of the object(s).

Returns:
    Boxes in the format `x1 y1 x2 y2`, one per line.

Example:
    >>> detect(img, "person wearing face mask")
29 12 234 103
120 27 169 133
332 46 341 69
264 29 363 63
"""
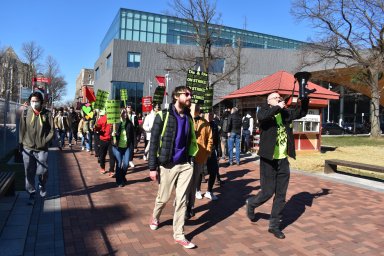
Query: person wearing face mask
19 92 54 204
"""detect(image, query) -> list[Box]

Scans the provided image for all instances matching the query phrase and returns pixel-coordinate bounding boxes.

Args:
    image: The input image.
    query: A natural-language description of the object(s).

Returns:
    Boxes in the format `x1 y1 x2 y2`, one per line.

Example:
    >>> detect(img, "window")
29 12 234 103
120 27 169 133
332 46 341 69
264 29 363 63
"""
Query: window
112 81 144 112
127 52 141 68
106 54 112 69
195 58 225 73
95 67 100 80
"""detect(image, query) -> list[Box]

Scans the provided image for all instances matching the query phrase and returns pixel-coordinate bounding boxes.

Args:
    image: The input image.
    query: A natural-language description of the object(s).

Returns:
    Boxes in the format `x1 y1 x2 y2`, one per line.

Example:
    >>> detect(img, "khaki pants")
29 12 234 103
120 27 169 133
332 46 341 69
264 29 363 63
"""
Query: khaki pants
152 162 193 240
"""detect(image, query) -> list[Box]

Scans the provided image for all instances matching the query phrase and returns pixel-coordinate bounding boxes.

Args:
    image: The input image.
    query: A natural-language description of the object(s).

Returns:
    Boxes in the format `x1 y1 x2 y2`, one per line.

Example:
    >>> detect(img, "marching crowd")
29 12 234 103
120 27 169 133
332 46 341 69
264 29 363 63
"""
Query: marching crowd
18 85 308 249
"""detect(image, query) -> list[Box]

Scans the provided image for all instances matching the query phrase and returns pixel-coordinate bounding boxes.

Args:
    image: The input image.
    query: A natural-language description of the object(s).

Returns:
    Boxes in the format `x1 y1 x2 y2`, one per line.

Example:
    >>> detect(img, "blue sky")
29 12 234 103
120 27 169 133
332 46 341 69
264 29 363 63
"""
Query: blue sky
1 0 315 102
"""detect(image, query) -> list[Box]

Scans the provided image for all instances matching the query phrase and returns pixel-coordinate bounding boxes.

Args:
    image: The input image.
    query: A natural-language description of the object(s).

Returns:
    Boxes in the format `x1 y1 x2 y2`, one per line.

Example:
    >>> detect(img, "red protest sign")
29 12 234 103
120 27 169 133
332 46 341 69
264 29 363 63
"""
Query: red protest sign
142 96 153 112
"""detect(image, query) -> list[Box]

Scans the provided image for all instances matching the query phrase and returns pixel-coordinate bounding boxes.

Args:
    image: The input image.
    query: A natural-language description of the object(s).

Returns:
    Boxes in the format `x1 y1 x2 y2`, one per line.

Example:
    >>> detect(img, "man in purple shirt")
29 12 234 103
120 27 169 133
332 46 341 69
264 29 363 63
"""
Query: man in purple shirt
148 86 199 249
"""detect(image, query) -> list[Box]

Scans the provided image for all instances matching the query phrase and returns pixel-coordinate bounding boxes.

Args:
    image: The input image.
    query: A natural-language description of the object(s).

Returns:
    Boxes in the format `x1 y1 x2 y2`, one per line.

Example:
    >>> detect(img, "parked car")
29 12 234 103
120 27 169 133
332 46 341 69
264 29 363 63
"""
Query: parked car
321 123 347 135
342 122 369 134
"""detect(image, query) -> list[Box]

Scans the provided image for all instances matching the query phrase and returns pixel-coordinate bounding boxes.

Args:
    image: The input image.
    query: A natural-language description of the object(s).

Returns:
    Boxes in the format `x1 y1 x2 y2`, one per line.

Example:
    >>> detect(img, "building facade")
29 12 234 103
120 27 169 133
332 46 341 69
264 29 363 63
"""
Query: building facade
75 68 94 104
93 8 382 128
94 8 305 112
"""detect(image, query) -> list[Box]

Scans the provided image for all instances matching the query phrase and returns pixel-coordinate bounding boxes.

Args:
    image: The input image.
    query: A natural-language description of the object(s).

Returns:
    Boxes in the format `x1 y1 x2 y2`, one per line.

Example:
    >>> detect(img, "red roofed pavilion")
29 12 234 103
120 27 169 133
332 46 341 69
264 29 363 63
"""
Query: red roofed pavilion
223 70 339 105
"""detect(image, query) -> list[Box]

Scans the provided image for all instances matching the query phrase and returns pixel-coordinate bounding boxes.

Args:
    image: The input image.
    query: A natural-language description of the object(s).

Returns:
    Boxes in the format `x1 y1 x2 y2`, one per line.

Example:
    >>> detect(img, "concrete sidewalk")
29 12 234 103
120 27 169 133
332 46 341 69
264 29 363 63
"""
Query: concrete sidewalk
0 144 383 255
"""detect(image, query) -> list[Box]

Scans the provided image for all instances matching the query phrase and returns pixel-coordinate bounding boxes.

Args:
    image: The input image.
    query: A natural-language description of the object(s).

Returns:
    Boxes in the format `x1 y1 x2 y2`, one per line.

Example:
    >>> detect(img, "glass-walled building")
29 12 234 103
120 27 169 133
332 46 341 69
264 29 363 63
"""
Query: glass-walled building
95 8 306 113
100 9 305 54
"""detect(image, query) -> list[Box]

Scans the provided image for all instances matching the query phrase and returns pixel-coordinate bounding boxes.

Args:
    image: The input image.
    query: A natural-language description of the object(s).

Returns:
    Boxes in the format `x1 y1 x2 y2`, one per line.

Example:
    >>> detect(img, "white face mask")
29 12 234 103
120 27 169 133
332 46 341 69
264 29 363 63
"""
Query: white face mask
31 101 41 110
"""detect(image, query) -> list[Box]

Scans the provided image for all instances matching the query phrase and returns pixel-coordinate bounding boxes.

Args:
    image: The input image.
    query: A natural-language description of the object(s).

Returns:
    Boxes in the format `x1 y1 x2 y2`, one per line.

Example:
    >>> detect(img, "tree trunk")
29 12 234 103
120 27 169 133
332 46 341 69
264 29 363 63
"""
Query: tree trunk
369 71 381 137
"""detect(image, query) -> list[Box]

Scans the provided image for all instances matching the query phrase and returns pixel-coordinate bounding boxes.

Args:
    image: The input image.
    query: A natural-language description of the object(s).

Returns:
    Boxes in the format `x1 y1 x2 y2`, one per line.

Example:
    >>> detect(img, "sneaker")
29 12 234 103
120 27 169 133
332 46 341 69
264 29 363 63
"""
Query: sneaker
143 155 147 161
81 147 85 151
204 191 218 200
175 239 196 249
86 149 90 152
195 191 203 200
68 143 72 147
100 168 108 174
28 192 35 205
129 161 135 168
149 218 159 230
39 184 46 198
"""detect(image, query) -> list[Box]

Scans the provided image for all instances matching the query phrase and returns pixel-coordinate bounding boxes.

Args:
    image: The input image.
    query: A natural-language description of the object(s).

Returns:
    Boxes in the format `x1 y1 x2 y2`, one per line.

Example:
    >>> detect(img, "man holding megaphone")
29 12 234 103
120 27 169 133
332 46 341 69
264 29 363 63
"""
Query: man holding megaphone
245 74 310 239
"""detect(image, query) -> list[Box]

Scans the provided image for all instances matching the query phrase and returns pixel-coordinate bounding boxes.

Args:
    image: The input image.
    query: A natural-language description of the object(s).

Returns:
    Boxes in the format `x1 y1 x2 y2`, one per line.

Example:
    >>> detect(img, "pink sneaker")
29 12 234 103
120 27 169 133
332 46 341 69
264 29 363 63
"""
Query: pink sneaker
149 218 159 230
175 239 196 249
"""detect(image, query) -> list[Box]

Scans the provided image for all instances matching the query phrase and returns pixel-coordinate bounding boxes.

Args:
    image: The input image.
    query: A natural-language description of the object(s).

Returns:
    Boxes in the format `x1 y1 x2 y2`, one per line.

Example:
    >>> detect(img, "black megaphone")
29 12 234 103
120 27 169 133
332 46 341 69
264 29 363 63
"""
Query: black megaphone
294 71 316 99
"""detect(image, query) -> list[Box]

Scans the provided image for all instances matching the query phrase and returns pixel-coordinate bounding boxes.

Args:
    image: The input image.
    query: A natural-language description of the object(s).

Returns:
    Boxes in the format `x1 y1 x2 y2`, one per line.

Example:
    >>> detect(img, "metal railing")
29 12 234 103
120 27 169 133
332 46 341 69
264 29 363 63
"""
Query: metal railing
0 98 21 159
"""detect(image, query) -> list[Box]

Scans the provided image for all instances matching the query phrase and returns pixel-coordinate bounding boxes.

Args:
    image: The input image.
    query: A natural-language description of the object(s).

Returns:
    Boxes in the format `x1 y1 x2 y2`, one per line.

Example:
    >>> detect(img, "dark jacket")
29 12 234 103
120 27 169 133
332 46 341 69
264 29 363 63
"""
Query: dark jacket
112 119 135 148
148 104 198 171
19 107 54 151
209 120 220 152
257 99 309 160
228 112 242 134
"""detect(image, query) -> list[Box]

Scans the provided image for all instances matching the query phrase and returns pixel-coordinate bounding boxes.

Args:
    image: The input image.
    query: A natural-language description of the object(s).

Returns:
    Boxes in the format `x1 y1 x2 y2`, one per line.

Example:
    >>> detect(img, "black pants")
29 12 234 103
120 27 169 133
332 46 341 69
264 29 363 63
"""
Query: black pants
247 157 290 228
94 133 100 156
98 140 111 169
206 150 219 192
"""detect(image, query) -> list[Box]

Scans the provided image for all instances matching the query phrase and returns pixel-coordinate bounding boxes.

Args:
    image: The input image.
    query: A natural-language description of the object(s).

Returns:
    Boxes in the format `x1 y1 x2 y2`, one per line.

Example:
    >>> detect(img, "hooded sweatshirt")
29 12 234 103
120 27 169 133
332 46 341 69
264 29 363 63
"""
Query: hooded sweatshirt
19 107 54 151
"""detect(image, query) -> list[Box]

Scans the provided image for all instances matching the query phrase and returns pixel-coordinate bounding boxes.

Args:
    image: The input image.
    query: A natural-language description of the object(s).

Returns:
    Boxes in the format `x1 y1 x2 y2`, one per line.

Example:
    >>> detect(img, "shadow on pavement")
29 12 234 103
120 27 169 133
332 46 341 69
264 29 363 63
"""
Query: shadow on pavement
186 168 259 239
281 188 331 230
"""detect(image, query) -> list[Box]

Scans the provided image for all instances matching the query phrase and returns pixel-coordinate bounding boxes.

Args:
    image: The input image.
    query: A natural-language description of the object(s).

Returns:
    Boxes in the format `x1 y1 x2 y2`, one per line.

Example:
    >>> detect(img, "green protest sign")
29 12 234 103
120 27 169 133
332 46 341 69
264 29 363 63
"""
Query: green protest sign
201 86 213 113
153 86 165 106
186 69 208 104
120 89 128 107
105 100 121 124
94 90 110 110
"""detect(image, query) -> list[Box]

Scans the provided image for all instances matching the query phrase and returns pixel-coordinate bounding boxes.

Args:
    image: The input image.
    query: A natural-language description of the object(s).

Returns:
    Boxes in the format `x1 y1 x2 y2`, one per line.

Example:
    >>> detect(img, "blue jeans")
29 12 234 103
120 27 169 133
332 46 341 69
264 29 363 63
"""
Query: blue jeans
112 146 131 186
82 132 93 150
57 129 66 147
228 132 240 164
67 130 73 144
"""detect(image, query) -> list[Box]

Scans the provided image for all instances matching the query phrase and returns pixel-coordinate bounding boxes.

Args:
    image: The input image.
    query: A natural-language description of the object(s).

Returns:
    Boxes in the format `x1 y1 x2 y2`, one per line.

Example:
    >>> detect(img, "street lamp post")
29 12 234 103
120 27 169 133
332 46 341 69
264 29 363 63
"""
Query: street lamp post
327 84 332 122
164 69 171 108
148 80 152 97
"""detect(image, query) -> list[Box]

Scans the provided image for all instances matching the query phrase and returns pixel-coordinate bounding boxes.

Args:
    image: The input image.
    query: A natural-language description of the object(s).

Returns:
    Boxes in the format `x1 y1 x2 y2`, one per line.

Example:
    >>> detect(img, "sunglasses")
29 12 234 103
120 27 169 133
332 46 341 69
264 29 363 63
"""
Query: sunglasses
178 92 192 97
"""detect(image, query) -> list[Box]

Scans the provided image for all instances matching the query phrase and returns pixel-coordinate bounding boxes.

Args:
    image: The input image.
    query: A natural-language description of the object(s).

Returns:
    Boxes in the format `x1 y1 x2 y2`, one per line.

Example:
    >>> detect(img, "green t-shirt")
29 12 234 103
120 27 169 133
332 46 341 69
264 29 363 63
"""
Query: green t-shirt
118 120 128 148
273 113 288 159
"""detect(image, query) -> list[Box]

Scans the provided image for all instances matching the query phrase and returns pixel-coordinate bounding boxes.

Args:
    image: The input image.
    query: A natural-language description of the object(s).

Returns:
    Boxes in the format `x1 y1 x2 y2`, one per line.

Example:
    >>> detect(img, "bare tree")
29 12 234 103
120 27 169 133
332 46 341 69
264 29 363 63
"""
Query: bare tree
49 75 67 104
21 41 44 88
292 0 384 137
43 55 67 106
159 0 241 94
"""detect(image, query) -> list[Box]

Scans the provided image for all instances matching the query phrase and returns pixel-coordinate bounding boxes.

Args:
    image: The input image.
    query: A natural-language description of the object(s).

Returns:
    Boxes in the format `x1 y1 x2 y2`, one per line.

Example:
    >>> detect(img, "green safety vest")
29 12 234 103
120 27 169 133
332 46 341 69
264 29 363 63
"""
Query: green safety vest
157 110 198 157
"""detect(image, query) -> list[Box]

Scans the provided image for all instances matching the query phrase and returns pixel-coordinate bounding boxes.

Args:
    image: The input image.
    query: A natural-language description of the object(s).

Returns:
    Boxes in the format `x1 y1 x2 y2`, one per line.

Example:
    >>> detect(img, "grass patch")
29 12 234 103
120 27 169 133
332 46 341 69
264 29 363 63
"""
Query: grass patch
321 136 384 147
291 137 384 181
0 148 25 191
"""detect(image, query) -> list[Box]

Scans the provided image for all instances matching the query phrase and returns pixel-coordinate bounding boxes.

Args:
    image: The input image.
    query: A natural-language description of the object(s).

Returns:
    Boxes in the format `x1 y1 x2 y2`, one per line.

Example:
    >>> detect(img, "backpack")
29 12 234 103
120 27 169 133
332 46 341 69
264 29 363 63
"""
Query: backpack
222 116 229 133
242 116 250 130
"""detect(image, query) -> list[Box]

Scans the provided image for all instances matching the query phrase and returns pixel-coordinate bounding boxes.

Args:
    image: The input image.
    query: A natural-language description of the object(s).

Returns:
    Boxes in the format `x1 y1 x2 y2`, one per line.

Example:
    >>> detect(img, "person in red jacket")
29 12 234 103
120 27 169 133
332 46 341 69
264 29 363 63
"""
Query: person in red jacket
94 109 113 174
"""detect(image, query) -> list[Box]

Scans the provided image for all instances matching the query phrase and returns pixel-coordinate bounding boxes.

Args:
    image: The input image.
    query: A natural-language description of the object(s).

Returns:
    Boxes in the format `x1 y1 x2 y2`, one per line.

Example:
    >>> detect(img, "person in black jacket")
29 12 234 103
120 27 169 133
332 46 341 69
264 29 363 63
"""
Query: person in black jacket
227 107 242 166
245 92 309 239
148 86 198 249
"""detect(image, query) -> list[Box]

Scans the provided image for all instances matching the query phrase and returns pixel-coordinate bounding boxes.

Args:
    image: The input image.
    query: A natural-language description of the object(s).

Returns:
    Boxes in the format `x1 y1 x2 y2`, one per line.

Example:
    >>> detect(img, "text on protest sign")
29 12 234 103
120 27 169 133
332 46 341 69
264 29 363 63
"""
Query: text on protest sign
186 69 208 104
94 90 110 110
105 100 121 124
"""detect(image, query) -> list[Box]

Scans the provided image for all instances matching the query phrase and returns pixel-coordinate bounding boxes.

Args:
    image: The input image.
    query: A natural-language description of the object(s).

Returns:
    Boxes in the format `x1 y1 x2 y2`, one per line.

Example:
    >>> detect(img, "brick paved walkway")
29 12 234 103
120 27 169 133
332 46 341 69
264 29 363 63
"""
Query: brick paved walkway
58 144 384 256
